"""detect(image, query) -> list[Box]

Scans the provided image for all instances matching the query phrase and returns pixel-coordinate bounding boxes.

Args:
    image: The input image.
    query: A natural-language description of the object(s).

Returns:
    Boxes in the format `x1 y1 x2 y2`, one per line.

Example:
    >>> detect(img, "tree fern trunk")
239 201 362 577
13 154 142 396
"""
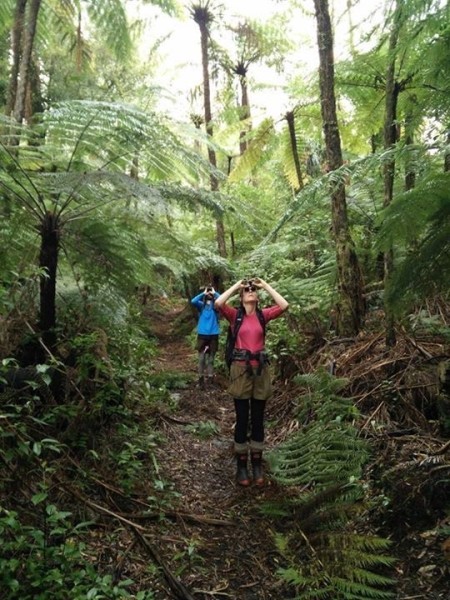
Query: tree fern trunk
238 67 251 155
445 130 450 172
404 107 416 191
194 5 227 258
383 0 402 348
313 0 364 336
39 212 59 348
286 110 304 192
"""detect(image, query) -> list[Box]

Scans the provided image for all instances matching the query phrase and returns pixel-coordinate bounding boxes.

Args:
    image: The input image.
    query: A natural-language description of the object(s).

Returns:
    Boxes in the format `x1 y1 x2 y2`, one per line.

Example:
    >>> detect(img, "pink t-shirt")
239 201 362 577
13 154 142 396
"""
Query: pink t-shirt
219 304 284 361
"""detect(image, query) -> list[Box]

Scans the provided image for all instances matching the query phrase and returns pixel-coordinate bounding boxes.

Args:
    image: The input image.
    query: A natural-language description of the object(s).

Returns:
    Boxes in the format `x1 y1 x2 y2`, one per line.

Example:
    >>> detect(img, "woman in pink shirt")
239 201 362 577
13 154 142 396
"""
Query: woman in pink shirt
215 277 289 487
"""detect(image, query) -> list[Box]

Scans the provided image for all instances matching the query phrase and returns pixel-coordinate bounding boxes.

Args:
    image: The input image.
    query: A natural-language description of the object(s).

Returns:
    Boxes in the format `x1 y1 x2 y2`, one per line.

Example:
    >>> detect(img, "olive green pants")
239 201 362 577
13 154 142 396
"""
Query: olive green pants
227 363 273 401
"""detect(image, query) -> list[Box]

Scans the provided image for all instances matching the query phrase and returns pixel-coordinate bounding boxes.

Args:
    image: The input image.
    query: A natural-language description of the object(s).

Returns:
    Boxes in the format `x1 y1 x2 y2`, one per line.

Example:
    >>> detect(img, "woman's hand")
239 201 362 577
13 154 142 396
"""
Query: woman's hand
252 277 267 290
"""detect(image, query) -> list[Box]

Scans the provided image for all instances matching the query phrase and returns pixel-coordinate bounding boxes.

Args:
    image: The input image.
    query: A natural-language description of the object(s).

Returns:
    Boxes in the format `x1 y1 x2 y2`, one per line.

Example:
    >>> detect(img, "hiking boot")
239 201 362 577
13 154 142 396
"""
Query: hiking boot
198 376 205 389
251 452 264 487
236 454 250 487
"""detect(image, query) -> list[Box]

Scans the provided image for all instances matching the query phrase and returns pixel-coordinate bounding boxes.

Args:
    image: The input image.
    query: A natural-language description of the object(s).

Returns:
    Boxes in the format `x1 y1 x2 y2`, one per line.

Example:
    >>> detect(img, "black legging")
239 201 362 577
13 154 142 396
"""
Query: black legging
234 398 266 445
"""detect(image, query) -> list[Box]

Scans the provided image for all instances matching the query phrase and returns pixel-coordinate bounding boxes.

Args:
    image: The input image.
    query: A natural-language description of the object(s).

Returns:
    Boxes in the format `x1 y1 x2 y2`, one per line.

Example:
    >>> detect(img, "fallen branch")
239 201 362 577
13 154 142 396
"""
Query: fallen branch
131 526 197 600
115 510 234 527
58 478 197 599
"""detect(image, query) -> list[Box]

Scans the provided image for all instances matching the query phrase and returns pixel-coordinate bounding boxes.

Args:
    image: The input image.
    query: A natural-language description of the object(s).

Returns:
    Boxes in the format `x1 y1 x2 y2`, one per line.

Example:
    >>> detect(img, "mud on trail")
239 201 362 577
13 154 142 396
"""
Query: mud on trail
141 300 294 600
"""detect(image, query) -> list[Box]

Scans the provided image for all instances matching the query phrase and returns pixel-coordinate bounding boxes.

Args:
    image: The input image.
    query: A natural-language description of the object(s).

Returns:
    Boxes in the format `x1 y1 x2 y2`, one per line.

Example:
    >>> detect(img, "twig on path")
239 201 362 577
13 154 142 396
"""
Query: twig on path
193 586 232 597
161 413 195 425
58 478 197 600
430 440 450 455
132 526 197 600
118 510 234 526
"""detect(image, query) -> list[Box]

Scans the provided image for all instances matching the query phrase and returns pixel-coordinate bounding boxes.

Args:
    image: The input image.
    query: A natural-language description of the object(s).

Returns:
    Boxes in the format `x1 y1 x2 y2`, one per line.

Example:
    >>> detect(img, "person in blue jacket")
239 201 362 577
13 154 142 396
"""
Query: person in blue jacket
191 285 220 388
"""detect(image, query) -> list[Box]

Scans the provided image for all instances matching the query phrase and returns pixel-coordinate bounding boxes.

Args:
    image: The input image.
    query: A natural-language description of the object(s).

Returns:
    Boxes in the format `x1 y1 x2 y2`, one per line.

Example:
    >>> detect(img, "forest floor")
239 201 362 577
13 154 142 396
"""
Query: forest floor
97 298 449 600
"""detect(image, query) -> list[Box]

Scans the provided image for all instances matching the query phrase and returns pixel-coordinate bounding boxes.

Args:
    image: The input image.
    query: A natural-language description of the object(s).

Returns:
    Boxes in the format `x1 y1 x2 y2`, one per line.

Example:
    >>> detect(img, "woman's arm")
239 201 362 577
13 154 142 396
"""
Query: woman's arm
254 277 289 312
214 279 244 309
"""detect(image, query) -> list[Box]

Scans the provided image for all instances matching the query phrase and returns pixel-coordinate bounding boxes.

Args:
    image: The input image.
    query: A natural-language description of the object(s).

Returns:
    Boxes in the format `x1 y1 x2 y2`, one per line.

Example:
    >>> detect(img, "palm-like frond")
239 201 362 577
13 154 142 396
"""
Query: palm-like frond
85 0 132 58
377 172 450 311
228 117 275 182
0 0 14 32
270 370 366 489
40 100 212 183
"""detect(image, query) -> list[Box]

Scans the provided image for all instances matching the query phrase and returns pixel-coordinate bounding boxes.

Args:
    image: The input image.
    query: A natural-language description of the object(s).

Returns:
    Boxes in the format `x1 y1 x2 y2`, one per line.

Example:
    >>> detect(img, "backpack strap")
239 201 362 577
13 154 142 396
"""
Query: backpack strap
228 306 266 374
256 307 265 338
233 306 265 338
232 305 245 338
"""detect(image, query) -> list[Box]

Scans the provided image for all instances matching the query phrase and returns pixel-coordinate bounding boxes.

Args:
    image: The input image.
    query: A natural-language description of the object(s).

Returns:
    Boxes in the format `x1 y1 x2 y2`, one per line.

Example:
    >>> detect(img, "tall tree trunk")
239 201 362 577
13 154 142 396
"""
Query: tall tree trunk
13 0 41 124
286 110 304 192
383 1 402 347
313 0 364 336
236 64 251 155
39 212 59 348
5 0 27 117
193 5 227 257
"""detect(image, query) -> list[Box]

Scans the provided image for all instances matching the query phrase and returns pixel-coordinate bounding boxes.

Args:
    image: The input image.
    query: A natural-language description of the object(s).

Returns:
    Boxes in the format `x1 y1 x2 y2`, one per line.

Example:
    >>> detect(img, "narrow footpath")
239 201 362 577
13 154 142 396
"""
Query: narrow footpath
143 299 293 600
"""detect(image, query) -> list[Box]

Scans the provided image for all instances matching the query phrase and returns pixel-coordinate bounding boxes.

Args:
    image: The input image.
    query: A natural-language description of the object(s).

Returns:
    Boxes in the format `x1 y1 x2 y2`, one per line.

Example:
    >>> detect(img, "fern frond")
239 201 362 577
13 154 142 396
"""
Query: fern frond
228 118 275 182
86 0 132 59
277 521 395 598
270 372 395 599
377 172 450 248
63 215 146 294
377 172 450 311
43 101 213 183
270 375 367 489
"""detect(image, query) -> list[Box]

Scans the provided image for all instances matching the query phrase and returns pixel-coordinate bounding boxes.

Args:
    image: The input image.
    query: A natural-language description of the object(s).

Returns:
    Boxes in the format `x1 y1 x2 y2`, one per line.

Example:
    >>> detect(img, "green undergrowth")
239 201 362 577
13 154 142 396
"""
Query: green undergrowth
0 306 181 598
266 370 396 599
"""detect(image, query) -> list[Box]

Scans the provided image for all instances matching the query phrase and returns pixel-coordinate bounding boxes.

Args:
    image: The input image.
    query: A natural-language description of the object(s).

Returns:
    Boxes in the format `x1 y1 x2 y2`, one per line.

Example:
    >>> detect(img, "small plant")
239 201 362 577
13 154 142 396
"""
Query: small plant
146 371 193 390
173 536 205 575
116 440 147 492
184 420 219 439
0 505 154 600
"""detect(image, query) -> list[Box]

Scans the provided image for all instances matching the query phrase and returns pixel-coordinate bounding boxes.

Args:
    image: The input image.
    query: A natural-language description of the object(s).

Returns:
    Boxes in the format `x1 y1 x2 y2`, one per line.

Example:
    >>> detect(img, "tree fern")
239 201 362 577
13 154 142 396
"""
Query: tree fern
376 171 450 312
0 99 227 341
228 117 275 182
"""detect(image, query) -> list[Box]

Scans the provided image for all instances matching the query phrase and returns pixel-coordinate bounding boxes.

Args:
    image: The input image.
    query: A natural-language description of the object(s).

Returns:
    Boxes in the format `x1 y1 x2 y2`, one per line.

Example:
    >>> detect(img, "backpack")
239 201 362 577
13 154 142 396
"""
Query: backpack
224 305 266 370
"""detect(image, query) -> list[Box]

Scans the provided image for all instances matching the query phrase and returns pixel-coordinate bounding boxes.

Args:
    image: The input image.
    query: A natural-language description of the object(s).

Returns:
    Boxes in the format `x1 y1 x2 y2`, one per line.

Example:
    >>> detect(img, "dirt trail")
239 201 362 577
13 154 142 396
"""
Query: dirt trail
145 301 292 600
140 300 450 600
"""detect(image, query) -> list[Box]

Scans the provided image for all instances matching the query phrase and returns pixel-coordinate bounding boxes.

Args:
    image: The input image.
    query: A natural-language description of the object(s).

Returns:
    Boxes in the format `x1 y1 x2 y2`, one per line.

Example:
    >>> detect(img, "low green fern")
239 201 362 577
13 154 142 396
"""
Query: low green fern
270 371 367 488
269 370 396 599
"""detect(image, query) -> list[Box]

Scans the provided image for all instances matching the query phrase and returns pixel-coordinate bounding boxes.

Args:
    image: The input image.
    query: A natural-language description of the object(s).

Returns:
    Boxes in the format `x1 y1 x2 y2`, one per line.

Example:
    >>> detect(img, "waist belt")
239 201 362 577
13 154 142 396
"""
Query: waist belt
231 349 269 375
